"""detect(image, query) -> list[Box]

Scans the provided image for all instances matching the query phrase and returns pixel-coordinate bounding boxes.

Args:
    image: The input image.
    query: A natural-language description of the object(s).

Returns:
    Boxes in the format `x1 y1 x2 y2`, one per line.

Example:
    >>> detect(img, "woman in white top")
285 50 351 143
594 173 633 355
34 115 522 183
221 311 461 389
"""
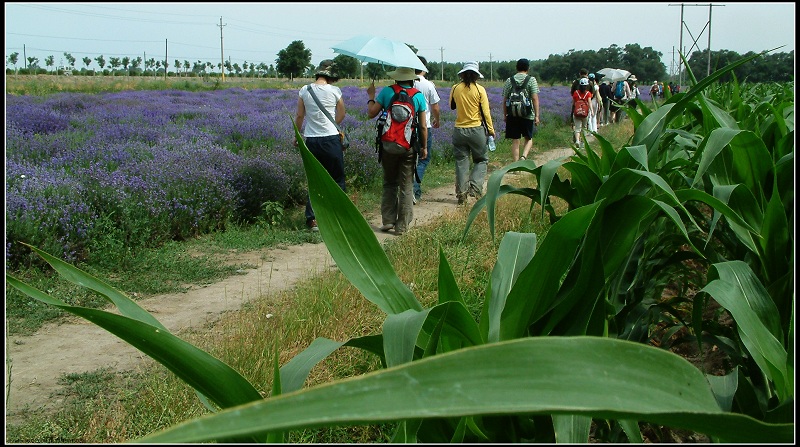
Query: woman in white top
587 73 602 133
294 59 347 232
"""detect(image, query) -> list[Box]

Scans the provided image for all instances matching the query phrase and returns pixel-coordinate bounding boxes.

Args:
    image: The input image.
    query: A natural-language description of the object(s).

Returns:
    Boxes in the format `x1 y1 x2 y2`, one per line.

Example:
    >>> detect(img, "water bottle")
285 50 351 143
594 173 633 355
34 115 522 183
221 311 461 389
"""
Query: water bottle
487 135 496 152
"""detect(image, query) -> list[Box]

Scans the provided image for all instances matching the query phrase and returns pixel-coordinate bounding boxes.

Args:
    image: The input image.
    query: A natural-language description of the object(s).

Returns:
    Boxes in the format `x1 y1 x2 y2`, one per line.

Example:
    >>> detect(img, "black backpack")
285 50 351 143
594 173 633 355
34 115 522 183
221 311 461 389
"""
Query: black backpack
506 75 532 118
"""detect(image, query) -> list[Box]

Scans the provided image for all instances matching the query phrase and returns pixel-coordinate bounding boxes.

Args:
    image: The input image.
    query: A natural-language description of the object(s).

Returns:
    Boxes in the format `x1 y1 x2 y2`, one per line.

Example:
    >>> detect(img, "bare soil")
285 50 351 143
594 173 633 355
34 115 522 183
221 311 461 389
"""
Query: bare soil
5 148 575 426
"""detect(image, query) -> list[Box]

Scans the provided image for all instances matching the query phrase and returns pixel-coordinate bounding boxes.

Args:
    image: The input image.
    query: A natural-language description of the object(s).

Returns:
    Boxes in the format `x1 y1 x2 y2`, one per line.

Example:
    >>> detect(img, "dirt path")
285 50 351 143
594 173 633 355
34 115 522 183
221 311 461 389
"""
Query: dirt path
5 148 574 425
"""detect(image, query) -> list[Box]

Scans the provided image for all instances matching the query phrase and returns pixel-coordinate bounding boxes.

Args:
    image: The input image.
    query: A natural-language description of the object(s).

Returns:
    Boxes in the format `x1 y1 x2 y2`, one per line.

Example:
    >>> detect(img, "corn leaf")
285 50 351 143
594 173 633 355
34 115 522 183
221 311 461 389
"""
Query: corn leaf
294 123 422 314
137 337 793 443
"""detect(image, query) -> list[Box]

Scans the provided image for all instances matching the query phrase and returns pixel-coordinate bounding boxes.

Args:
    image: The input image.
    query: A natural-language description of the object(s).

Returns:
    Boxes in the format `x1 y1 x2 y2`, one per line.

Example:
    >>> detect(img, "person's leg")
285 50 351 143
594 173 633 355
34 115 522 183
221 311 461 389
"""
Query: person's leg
510 139 521 161
380 152 401 229
452 127 471 204
520 119 534 159
506 117 523 161
395 152 415 234
413 130 432 201
466 127 488 198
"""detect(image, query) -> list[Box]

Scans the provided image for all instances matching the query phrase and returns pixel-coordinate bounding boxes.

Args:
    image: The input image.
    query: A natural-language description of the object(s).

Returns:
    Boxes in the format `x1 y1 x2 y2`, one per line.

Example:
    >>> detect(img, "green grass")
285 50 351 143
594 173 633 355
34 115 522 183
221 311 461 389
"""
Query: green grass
5 108 634 442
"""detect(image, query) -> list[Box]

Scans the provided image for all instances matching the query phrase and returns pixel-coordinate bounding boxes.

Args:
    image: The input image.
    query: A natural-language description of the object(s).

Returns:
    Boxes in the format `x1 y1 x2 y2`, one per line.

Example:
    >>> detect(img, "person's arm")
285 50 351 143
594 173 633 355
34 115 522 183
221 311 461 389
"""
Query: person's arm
430 102 441 128
366 80 382 118
294 97 305 146
532 93 540 124
334 96 345 124
418 111 428 159
481 88 495 137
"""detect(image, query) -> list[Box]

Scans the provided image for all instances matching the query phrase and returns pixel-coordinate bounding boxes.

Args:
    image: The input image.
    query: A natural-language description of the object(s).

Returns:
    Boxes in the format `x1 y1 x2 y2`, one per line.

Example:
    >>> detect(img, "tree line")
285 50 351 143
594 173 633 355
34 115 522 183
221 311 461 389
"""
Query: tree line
6 41 793 85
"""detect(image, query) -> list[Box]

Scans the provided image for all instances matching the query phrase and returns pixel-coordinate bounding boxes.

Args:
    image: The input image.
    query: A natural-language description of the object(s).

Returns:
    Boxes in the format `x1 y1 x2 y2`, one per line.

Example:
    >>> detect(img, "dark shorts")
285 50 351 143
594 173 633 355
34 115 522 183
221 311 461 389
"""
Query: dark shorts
505 116 536 140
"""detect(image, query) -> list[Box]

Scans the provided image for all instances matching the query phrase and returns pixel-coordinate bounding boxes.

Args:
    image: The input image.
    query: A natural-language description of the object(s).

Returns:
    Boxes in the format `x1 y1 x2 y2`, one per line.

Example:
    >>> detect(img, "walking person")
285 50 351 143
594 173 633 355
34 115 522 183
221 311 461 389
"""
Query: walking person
294 59 346 232
412 56 441 204
367 66 428 236
502 58 540 162
571 77 592 149
587 73 602 133
598 79 612 126
449 61 495 205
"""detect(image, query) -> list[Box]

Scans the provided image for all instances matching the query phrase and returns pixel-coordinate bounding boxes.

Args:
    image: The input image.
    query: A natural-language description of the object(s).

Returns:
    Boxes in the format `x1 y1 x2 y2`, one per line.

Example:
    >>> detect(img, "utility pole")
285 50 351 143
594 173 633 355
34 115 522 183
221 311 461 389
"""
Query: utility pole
669 3 725 86
440 47 444 81
218 17 226 81
489 53 493 82
164 39 168 81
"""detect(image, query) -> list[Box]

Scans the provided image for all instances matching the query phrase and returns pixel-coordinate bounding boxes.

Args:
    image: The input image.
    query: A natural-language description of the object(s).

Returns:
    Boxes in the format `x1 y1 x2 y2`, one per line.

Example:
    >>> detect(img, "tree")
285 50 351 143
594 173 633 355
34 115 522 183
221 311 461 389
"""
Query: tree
122 56 130 75
82 57 92 73
131 57 142 75
333 54 360 79
26 57 39 72
45 55 55 73
146 58 156 77
63 52 76 68
94 55 106 75
109 57 121 75
364 62 386 80
7 52 19 73
276 40 311 80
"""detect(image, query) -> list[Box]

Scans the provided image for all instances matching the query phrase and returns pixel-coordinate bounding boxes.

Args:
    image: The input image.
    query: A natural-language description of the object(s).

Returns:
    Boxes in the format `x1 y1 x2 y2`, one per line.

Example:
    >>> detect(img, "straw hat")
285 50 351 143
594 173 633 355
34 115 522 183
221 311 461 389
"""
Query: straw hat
386 67 419 81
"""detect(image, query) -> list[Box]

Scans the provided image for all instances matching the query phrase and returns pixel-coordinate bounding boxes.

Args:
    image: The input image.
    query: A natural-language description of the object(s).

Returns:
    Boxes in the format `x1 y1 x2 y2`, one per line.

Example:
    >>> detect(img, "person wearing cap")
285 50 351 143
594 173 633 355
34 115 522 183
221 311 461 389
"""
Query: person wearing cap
625 75 640 117
650 80 659 99
366 66 428 236
295 59 347 232
572 77 593 149
587 73 602 133
449 61 495 205
502 58 540 162
412 55 441 204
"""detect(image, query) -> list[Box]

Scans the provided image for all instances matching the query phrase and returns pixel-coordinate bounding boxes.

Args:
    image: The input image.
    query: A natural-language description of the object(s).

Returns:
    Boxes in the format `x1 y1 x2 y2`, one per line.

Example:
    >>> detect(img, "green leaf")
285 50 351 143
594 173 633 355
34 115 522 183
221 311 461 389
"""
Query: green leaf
552 414 590 443
5 275 263 411
486 232 536 343
702 261 789 401
21 243 167 330
294 123 422 314
137 337 793 444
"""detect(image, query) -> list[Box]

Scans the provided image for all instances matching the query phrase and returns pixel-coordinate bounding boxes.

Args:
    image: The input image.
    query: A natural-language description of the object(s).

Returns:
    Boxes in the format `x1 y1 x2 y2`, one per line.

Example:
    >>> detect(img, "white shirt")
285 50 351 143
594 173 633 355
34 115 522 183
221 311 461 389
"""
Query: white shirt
298 83 342 137
413 74 440 129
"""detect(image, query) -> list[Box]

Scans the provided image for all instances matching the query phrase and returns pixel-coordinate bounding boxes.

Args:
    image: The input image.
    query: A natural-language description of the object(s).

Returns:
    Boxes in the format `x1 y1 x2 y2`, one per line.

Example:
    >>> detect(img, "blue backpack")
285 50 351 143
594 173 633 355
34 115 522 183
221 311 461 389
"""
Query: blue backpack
614 81 625 100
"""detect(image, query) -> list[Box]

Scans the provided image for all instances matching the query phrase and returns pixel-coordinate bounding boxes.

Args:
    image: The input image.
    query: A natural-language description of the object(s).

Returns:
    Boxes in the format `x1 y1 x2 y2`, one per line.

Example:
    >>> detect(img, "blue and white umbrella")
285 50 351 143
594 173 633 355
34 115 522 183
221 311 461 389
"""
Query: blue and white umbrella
332 35 426 72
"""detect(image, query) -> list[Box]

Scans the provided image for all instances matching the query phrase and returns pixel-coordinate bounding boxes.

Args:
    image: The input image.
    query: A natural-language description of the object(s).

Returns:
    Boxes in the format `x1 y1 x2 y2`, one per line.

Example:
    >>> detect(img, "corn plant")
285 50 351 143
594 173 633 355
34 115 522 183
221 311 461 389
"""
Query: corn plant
462 51 793 437
7 96 793 442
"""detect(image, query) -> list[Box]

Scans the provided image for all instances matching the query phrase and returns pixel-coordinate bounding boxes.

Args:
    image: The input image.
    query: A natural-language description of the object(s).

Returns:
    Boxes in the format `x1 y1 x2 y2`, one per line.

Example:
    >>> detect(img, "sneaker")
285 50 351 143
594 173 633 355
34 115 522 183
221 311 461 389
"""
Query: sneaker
412 195 419 205
307 219 319 232
379 223 394 232
394 228 405 236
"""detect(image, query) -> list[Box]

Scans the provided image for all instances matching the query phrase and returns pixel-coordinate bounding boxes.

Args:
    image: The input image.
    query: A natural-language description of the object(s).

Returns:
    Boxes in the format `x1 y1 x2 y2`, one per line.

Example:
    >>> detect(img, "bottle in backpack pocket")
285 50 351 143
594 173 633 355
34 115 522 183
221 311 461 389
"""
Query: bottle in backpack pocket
487 136 496 152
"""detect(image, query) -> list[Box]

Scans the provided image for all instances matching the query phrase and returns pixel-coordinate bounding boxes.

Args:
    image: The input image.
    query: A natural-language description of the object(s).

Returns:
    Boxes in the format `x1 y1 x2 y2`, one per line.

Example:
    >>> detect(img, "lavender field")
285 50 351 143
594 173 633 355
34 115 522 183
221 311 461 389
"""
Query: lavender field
6 83 604 267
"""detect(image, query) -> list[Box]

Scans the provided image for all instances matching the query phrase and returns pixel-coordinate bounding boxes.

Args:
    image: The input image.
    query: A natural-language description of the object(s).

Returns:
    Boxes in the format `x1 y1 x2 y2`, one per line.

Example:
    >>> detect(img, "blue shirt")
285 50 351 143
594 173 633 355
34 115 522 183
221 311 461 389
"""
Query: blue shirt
376 82 428 115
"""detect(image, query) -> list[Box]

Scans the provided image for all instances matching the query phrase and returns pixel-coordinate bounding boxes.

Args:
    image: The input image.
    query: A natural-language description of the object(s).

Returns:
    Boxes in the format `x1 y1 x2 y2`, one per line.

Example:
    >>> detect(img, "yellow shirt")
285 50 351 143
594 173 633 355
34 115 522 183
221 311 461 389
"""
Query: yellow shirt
450 82 494 135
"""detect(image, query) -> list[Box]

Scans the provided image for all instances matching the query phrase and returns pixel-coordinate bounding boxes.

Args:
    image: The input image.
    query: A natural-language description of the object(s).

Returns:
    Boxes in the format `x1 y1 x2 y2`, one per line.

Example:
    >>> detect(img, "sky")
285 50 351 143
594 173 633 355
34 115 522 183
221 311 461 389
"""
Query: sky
5 2 795 75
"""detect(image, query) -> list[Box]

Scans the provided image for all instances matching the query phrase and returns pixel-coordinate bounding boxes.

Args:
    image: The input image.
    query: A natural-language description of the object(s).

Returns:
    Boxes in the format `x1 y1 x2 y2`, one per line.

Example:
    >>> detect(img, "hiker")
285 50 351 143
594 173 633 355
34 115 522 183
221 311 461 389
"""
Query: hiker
571 77 592 149
598 78 612 126
412 55 441 205
294 59 346 232
366 66 428 236
587 73 602 133
502 58 540 162
449 61 495 205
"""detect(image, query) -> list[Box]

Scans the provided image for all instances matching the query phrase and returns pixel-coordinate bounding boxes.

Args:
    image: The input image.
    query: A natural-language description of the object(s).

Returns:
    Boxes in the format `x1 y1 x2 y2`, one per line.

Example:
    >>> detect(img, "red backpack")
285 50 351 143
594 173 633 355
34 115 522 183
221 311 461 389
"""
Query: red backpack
378 84 421 154
573 90 590 118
